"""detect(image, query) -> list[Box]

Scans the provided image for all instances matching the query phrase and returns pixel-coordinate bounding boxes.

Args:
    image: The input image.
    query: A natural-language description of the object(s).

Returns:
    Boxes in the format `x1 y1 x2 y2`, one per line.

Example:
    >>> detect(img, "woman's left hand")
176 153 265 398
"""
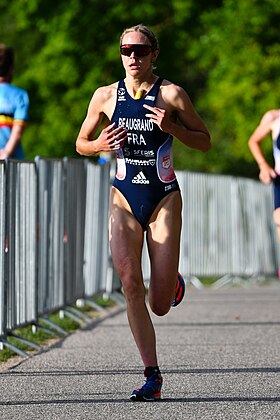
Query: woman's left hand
143 104 172 132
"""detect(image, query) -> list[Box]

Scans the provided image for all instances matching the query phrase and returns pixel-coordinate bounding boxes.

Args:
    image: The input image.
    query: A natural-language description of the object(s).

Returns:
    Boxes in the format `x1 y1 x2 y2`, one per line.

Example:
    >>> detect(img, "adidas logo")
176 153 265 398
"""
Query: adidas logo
132 171 149 184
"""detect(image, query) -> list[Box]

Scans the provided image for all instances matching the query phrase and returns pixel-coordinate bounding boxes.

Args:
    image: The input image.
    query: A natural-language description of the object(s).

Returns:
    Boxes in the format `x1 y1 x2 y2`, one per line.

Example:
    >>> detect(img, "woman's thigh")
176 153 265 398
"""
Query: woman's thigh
109 187 144 290
146 191 182 309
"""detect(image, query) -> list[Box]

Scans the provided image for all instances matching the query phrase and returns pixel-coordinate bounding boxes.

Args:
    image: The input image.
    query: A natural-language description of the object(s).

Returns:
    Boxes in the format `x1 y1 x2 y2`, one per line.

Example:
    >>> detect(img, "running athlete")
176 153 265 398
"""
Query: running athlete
0 44 29 159
76 24 211 401
248 109 280 276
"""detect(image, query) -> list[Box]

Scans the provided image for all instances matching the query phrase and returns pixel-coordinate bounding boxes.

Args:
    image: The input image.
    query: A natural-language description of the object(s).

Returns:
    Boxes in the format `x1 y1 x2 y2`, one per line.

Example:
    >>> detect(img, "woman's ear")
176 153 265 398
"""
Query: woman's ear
152 50 159 63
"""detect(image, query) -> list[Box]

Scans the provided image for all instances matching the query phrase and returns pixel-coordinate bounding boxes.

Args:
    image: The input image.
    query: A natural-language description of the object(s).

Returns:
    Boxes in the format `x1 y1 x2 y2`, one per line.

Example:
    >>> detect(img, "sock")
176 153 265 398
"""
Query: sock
144 366 161 378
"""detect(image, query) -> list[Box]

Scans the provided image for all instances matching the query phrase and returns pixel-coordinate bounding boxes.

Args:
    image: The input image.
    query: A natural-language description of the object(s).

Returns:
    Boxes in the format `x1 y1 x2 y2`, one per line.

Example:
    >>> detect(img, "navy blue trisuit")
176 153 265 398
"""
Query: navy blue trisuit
111 77 180 230
272 116 280 209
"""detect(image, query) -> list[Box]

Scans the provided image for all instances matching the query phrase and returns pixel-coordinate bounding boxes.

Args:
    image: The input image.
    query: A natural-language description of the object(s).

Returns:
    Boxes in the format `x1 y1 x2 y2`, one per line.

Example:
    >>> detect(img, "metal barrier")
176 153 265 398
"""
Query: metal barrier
36 158 65 315
0 162 278 355
63 158 87 305
5 160 37 330
142 171 278 282
1 160 39 355
83 161 111 297
0 158 113 355
0 161 5 337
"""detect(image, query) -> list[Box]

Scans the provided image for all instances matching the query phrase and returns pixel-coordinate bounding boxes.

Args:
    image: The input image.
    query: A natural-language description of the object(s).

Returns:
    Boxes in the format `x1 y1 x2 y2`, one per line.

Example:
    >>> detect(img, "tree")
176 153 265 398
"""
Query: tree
0 0 279 178
190 0 280 176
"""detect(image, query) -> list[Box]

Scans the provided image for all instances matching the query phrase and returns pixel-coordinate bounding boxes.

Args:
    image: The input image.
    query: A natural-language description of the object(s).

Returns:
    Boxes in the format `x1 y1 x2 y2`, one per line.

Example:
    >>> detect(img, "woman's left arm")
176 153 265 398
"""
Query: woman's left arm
144 83 211 152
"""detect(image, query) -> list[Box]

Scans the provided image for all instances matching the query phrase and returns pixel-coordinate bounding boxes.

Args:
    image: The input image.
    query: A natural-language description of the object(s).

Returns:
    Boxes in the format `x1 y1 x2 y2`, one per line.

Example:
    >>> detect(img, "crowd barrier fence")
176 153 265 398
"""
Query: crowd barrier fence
0 160 278 356
142 171 278 284
0 158 113 356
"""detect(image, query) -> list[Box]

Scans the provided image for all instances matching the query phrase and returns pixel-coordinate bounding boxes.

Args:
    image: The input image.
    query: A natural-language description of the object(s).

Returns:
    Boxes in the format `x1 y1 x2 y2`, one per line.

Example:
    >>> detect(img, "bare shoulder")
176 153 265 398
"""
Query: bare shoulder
260 109 280 126
160 79 187 99
159 79 191 110
92 82 118 104
88 82 118 118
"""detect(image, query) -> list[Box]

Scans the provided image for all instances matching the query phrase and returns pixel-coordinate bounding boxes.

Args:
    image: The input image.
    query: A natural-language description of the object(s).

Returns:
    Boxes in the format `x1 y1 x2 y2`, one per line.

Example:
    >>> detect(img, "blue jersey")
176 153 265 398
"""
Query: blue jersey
0 82 29 158
111 78 180 230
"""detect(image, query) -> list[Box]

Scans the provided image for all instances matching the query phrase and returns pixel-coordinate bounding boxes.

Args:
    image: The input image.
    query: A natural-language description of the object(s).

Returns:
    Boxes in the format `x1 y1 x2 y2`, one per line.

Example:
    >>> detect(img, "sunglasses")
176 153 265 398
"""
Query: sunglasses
120 44 152 57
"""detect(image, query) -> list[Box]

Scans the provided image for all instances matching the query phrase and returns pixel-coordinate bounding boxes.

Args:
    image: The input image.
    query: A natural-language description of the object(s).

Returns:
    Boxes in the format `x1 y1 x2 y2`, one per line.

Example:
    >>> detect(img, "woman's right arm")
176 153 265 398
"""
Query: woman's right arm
76 87 127 156
248 110 277 184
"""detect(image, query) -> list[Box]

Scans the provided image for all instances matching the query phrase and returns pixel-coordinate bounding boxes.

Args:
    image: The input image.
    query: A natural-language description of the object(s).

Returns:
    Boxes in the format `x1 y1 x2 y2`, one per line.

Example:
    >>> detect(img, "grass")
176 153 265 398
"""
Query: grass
187 274 280 293
198 277 220 287
0 295 116 364
197 275 279 287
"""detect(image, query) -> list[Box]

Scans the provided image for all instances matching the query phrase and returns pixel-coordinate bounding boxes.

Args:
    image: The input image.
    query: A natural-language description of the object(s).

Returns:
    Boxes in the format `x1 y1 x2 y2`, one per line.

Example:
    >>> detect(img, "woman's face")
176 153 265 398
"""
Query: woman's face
120 31 158 77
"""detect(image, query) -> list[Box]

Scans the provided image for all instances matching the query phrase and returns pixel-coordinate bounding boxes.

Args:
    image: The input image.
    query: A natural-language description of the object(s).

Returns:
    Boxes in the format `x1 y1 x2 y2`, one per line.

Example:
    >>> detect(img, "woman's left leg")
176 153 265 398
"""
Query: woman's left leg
146 191 183 316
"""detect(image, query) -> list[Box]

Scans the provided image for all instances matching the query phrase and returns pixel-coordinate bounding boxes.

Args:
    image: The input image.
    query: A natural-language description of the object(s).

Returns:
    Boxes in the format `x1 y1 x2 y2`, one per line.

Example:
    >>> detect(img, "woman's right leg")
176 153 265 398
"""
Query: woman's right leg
109 187 158 368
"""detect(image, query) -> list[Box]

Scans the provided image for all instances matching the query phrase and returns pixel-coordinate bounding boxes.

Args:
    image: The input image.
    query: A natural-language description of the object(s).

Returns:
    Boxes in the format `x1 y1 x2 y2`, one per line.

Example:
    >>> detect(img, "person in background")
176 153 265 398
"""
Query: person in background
248 109 280 277
76 24 211 401
97 151 113 164
0 44 29 159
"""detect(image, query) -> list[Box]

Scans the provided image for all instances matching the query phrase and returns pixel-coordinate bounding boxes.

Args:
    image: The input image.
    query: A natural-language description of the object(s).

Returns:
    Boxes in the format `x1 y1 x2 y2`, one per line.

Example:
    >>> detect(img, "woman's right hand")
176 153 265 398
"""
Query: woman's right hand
259 161 277 184
97 122 128 152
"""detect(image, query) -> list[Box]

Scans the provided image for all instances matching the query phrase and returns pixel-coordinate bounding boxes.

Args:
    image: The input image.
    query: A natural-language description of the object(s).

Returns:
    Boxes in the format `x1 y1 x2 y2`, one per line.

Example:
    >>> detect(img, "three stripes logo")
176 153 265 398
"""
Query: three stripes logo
132 171 149 184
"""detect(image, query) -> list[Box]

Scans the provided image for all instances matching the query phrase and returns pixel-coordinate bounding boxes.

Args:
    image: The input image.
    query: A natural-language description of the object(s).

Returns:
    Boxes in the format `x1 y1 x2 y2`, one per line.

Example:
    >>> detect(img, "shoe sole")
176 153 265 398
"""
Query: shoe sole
130 394 161 402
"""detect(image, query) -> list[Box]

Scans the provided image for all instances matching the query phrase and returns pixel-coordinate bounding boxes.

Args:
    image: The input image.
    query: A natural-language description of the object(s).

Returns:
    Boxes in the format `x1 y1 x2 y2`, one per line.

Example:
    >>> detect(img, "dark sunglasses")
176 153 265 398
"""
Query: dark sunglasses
120 44 152 57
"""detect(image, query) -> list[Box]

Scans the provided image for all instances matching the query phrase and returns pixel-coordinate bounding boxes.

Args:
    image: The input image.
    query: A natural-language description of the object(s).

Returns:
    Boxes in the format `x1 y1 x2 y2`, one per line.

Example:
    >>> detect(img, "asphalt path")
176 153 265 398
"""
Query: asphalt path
0 281 280 419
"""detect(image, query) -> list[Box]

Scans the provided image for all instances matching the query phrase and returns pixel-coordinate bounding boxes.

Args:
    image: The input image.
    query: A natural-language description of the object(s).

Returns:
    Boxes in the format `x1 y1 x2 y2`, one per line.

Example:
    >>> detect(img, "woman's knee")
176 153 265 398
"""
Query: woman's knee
118 270 146 302
149 297 171 316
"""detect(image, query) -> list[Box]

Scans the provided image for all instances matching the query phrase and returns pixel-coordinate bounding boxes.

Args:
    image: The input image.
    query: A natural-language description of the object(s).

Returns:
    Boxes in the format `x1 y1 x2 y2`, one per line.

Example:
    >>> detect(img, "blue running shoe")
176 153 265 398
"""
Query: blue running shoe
130 372 163 401
171 272 185 307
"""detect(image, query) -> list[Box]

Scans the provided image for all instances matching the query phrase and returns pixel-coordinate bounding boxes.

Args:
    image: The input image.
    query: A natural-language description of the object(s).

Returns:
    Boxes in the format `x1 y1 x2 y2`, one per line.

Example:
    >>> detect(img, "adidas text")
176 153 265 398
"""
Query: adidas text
132 171 150 184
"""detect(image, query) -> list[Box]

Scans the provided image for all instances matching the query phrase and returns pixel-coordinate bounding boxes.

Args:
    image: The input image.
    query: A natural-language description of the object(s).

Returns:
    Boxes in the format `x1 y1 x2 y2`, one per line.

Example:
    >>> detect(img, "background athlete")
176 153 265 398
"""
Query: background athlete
76 24 211 401
0 44 29 159
248 109 280 277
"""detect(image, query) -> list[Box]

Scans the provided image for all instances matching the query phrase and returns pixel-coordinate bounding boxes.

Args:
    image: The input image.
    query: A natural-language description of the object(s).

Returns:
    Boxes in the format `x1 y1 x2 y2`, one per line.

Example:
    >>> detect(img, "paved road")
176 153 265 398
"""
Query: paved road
0 282 280 419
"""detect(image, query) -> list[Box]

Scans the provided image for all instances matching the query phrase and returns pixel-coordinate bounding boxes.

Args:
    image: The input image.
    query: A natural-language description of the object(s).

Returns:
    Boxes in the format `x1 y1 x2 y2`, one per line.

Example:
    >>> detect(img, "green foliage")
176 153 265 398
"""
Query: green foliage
190 0 280 176
0 0 279 177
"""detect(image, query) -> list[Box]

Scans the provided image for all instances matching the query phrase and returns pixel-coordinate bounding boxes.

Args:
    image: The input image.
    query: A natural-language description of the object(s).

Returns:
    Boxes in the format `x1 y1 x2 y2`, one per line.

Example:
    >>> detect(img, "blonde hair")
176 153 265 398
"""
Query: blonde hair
120 24 159 52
